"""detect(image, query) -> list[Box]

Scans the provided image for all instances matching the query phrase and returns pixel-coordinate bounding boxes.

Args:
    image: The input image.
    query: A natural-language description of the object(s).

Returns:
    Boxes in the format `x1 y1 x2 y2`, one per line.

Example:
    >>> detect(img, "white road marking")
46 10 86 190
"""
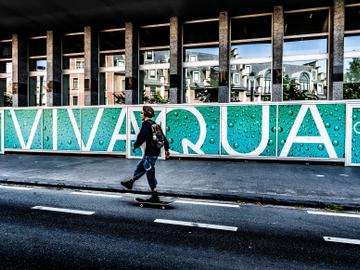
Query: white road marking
71 192 122 198
316 174 325 177
339 174 349 177
32 206 95 216
154 219 238 232
175 200 239 208
323 236 360 245
0 185 32 191
307 210 360 219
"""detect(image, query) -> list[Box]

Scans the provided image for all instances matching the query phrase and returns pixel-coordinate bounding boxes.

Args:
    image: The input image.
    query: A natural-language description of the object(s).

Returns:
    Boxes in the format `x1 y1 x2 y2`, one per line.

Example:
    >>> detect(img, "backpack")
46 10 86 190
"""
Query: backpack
149 121 165 149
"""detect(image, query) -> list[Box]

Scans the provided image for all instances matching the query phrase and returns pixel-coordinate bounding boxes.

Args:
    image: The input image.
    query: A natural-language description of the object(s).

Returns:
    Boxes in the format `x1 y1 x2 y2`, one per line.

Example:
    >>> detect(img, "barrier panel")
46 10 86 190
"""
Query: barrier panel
0 109 3 154
346 103 360 166
0 101 359 166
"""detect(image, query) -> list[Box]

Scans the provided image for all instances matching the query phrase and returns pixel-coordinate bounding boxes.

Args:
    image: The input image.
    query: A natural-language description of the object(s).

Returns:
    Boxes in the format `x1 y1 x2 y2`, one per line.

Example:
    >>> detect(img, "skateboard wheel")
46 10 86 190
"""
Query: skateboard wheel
162 206 165 210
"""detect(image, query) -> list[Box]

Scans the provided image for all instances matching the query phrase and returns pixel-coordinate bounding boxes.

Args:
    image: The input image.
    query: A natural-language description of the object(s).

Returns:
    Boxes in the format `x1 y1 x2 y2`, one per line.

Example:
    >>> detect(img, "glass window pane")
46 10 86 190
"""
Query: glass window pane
100 54 125 68
0 61 11 73
63 35 84 54
231 63 271 102
345 6 360 31
99 30 125 51
63 57 84 70
284 38 327 56
99 72 126 105
0 42 12 58
283 59 327 100
231 16 272 40
183 21 219 44
29 59 47 72
140 50 170 65
285 10 329 36
184 66 219 103
0 77 13 106
139 26 169 48
184 47 219 62
140 69 169 103
231 42 271 59
29 38 46 57
344 58 360 99
345 35 360 53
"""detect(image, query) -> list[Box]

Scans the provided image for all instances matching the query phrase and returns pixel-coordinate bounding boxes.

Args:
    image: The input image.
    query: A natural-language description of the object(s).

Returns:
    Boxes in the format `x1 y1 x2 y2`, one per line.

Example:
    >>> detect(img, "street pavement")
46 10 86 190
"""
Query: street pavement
0 153 359 210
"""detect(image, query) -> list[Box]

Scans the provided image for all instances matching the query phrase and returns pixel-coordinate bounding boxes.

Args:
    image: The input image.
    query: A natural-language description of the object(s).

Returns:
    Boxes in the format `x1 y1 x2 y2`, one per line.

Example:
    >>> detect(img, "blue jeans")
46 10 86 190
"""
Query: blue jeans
133 156 158 190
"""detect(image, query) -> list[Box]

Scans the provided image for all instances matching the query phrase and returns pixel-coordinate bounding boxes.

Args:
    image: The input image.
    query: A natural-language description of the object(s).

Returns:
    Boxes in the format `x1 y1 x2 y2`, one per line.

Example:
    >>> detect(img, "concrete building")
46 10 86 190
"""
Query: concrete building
0 0 359 107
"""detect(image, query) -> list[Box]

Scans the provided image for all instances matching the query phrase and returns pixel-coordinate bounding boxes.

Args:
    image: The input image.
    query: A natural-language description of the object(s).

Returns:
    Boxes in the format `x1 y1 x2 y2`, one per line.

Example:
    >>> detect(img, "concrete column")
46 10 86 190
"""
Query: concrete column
84 26 99 106
329 0 345 100
169 16 183 104
125 22 139 105
272 6 284 102
219 11 230 103
12 34 28 107
46 31 62 106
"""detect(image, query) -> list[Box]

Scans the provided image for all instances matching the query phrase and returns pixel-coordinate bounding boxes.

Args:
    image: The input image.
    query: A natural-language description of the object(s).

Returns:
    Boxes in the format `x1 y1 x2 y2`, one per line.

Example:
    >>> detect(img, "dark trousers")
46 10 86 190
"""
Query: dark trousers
133 156 158 190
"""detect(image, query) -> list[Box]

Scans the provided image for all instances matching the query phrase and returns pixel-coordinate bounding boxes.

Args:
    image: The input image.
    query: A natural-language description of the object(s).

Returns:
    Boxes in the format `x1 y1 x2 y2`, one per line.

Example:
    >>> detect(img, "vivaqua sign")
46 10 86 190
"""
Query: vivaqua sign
0 101 359 166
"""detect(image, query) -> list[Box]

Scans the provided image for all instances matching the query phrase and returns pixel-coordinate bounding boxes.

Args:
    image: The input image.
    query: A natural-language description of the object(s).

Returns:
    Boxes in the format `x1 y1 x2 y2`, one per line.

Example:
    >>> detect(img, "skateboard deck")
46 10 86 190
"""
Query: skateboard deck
135 198 173 209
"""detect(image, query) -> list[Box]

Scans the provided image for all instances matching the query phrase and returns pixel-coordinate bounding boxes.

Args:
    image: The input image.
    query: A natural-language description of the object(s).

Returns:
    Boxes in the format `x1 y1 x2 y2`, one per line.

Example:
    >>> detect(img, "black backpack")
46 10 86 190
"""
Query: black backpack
149 121 165 149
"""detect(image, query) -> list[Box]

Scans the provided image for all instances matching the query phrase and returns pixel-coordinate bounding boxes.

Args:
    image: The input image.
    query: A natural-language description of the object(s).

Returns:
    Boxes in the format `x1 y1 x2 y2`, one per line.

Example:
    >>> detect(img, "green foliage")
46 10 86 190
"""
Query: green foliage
344 58 360 99
4 93 12 107
144 91 168 104
283 74 309 100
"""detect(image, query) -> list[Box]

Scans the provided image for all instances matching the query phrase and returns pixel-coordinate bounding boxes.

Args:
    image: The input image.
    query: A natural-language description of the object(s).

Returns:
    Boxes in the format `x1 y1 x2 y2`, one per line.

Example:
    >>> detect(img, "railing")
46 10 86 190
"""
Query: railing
0 100 359 166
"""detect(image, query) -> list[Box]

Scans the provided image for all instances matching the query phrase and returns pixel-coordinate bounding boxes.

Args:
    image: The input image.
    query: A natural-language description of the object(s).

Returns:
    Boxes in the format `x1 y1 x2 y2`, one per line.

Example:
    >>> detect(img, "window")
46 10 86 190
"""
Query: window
193 71 201 83
72 96 78 106
139 24 170 104
149 70 157 79
72 78 79 90
99 29 126 105
299 73 310 91
283 9 329 101
344 5 360 99
231 14 272 102
183 19 219 103
233 73 240 85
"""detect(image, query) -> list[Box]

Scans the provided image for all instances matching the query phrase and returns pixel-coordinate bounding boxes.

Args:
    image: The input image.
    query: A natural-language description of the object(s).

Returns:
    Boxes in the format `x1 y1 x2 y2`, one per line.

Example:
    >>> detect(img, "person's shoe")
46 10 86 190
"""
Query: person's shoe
121 177 134 190
144 193 160 203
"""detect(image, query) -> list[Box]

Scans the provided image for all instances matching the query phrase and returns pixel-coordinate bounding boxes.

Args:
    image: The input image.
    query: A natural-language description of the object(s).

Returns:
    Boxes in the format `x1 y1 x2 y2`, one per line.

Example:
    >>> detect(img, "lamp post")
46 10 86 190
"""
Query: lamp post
249 71 255 102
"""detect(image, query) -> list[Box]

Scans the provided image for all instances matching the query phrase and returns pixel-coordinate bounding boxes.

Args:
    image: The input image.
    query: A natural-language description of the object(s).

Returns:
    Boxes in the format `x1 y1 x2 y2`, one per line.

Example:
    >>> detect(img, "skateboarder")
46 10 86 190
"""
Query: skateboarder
121 106 170 203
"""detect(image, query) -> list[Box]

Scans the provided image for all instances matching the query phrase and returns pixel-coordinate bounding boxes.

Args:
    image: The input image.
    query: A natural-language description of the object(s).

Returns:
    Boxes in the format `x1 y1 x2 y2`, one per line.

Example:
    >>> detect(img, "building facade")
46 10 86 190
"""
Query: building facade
0 0 359 107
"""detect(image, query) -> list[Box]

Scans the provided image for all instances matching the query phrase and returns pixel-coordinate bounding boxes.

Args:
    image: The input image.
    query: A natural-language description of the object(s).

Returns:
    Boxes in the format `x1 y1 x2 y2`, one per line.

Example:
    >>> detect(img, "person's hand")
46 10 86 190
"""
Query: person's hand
165 150 170 159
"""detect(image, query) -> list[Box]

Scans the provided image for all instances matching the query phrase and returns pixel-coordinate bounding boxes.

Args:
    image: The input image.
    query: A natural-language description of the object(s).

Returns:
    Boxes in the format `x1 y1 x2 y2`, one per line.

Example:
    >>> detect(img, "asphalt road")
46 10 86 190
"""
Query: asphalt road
0 185 359 270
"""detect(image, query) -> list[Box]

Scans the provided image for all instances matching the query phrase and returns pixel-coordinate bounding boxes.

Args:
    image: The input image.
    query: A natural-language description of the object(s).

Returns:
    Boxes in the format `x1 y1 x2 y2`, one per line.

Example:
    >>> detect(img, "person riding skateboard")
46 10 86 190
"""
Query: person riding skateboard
121 106 170 203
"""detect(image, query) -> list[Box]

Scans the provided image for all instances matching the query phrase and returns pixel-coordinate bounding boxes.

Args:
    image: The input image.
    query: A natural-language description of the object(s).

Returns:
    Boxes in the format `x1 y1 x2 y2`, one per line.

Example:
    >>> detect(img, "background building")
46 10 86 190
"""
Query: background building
0 0 359 106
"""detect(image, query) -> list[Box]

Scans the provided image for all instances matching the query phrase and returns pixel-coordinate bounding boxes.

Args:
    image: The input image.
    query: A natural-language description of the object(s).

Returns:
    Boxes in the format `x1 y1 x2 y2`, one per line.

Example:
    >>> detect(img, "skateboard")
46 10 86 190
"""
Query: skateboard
135 197 174 210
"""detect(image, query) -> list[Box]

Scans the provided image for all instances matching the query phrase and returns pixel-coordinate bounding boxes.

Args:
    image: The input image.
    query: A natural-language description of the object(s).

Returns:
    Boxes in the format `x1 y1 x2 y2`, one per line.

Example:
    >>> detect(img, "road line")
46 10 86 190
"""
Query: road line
154 219 238 231
71 192 122 198
32 206 95 215
175 200 239 208
323 236 360 245
307 210 360 219
0 185 32 191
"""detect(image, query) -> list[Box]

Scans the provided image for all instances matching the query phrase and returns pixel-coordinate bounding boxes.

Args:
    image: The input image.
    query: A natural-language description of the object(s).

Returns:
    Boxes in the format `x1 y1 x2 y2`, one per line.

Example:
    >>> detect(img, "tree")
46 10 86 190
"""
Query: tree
344 58 360 99
282 74 309 100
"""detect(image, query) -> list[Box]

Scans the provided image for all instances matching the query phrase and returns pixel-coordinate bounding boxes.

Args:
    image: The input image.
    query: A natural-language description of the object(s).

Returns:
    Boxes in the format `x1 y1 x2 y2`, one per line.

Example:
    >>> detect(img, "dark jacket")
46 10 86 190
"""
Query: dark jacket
134 119 169 157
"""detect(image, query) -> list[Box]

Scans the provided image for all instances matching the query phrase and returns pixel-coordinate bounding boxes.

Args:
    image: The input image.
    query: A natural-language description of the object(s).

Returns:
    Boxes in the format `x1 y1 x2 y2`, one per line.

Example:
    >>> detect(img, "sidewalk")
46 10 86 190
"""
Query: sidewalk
0 153 360 210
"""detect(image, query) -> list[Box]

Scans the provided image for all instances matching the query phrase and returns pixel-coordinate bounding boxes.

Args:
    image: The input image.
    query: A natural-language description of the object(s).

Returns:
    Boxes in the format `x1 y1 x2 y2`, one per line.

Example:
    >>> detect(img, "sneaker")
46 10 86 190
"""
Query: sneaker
121 177 134 190
148 193 160 203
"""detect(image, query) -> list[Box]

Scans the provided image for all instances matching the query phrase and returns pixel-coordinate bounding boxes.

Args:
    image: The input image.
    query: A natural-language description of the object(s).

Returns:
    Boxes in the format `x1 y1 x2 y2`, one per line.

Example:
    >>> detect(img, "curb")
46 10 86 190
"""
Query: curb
1 179 360 212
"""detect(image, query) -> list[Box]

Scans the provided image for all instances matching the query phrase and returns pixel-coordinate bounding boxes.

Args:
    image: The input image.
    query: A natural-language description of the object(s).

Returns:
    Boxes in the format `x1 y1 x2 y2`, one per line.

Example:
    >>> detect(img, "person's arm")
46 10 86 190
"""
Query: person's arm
133 122 151 151
163 135 170 159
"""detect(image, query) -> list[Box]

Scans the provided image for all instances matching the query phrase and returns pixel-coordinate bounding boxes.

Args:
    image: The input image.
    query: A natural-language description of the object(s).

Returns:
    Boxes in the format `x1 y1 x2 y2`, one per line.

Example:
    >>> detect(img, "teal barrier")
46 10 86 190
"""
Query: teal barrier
1 102 359 166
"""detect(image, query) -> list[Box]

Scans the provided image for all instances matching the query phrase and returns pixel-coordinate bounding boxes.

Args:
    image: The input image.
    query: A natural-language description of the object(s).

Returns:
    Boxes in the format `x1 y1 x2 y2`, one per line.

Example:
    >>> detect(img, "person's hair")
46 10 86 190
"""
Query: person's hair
143 106 155 118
